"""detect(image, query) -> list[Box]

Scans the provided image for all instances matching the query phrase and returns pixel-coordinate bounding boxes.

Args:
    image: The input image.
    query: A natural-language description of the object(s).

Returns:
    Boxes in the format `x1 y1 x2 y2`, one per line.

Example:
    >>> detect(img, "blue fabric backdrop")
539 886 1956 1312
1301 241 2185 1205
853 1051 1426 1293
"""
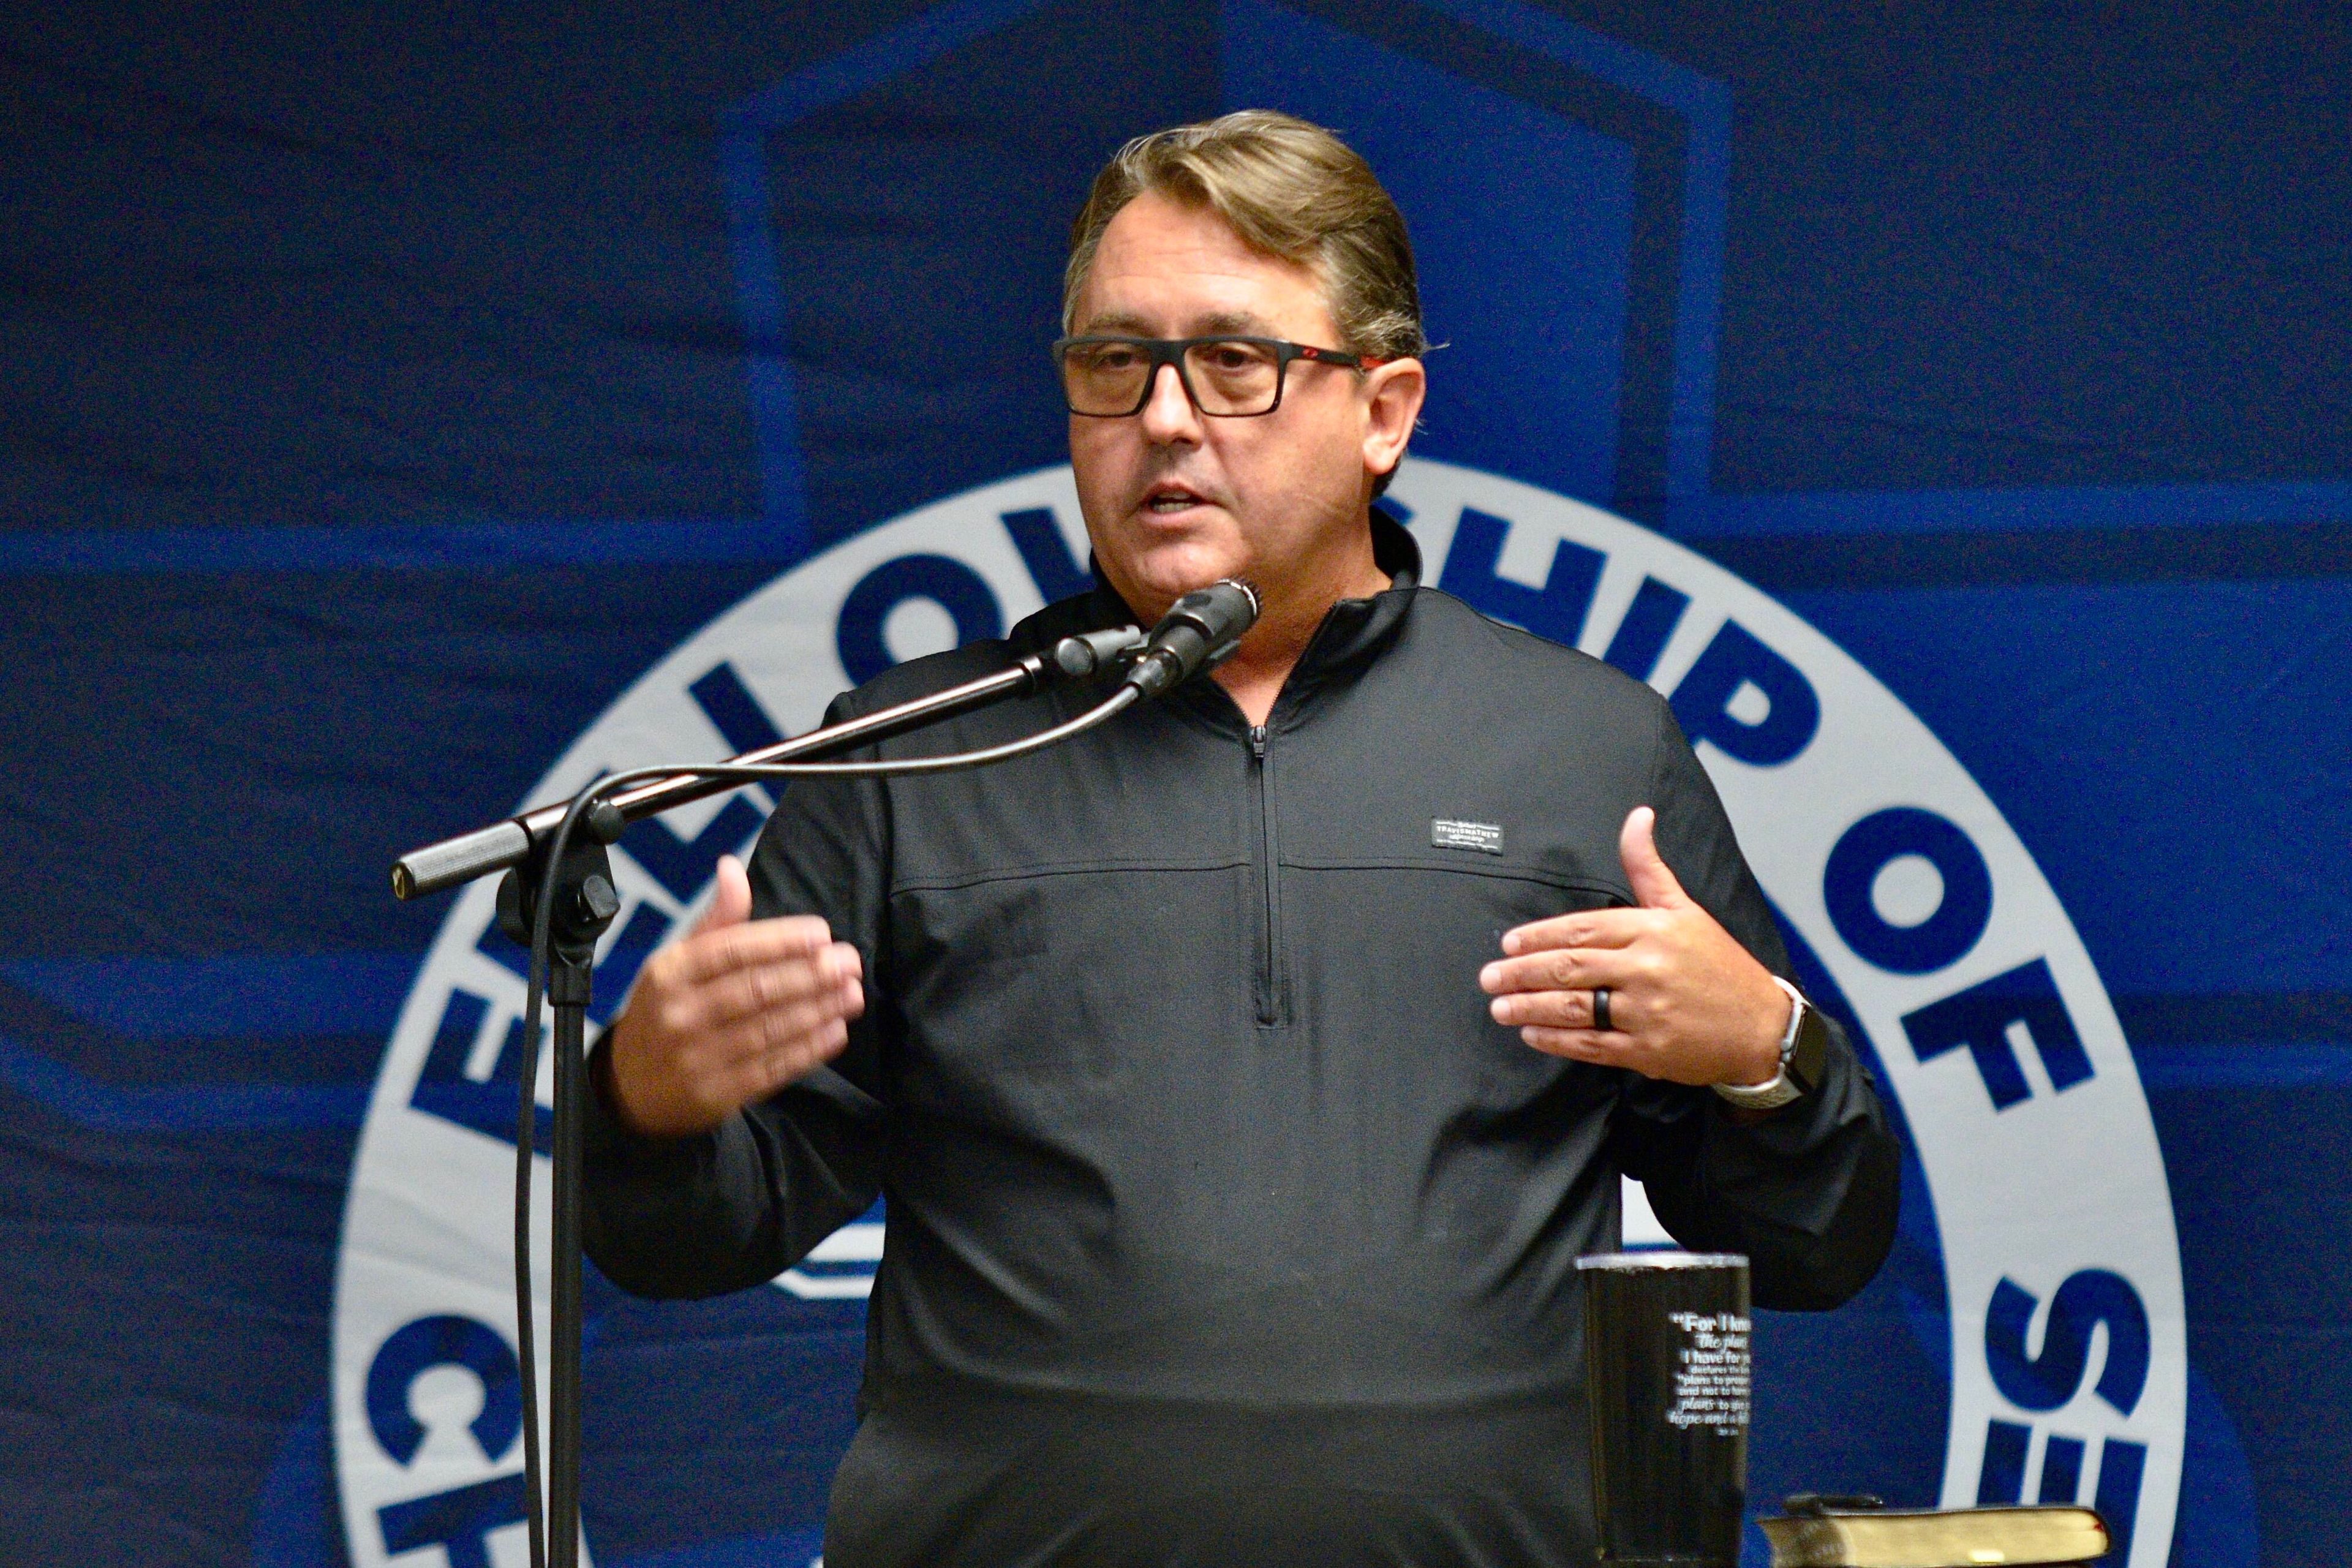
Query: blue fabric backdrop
2 3 2345 1565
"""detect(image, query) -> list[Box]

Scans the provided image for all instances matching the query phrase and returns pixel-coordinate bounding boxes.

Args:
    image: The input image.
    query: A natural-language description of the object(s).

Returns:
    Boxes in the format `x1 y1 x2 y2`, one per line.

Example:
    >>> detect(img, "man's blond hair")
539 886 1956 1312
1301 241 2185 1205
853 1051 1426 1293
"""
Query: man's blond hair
1062 110 1428 362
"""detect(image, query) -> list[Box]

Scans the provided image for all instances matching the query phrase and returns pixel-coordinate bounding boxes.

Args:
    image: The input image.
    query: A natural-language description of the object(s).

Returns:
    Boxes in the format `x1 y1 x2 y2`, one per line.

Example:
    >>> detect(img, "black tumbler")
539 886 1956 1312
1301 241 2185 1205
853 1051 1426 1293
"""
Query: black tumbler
1578 1251 1752 1567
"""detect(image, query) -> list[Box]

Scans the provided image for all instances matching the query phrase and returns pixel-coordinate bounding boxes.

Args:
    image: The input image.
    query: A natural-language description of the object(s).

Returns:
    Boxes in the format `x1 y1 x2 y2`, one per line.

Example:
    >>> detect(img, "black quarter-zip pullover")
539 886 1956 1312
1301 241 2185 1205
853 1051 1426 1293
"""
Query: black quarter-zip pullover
585 518 1899 1566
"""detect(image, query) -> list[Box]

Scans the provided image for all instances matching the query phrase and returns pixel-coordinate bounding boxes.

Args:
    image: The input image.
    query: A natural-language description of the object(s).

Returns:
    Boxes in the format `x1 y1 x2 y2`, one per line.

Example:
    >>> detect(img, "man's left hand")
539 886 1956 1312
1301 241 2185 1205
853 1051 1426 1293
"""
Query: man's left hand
1478 805 1789 1087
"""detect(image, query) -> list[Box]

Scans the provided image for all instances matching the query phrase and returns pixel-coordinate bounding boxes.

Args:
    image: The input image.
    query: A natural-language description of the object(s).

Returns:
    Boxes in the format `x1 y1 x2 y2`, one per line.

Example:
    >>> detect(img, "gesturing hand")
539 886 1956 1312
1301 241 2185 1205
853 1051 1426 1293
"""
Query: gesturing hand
1477 806 1789 1087
603 854 865 1138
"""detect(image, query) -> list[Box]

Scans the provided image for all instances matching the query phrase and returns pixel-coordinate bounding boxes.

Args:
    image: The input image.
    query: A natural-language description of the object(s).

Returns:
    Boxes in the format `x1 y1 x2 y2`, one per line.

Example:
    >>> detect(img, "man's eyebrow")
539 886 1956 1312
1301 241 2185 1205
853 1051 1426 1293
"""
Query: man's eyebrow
1189 310 1275 336
1075 310 1155 336
1071 309 1283 337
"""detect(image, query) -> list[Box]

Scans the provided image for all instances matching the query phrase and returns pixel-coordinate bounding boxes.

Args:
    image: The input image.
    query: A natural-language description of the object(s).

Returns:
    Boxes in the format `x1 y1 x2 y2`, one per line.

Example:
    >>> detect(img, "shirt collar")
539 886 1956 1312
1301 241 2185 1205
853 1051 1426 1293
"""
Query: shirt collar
1082 508 1422 666
1303 507 1421 673
1074 510 1423 729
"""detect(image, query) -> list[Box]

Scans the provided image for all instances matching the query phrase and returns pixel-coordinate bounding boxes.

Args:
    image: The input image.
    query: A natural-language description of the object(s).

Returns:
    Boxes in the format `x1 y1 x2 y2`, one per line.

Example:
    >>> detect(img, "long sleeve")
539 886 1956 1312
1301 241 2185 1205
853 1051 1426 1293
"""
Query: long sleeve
582 693 895 1300
1605 703 1901 1310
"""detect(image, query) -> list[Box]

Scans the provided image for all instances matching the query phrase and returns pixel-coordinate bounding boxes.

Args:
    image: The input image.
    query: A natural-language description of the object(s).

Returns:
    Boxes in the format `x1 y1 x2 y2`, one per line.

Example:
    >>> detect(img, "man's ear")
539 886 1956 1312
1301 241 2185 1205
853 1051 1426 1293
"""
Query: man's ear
1361 357 1426 480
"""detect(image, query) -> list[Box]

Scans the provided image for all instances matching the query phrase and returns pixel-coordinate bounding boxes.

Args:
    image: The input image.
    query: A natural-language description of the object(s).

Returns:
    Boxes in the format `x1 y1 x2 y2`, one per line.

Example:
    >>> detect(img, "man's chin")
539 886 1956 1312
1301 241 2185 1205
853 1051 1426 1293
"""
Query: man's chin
1103 535 1248 616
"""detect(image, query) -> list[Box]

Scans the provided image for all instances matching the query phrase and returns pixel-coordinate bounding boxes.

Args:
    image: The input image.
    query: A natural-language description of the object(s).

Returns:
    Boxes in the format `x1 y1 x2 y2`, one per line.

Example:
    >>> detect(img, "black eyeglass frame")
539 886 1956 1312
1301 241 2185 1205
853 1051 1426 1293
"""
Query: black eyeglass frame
1051 335 1389 418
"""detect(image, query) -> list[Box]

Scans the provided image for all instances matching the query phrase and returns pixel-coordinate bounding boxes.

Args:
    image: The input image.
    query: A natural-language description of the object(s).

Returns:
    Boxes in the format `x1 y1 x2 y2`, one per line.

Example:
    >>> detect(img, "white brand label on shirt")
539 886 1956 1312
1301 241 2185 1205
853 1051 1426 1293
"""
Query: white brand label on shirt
1431 818 1506 854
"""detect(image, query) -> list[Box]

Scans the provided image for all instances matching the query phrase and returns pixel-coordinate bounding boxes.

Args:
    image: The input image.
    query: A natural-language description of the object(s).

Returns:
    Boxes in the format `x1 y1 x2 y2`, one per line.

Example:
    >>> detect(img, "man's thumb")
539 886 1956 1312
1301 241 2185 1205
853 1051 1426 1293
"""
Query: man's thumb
692 854 754 937
1619 807 1687 910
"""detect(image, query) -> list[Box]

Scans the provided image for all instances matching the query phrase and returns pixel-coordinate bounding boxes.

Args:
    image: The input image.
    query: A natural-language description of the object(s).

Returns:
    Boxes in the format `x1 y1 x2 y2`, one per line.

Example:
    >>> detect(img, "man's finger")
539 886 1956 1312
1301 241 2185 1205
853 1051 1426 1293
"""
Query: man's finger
1518 1025 1623 1062
1499 908 1649 957
1480 948 1638 997
1619 806 1689 911
687 946 862 1034
667 913 839 986
1488 985 1625 1030
726 1016 853 1102
701 987 856 1068
691 854 755 938
707 1004 854 1090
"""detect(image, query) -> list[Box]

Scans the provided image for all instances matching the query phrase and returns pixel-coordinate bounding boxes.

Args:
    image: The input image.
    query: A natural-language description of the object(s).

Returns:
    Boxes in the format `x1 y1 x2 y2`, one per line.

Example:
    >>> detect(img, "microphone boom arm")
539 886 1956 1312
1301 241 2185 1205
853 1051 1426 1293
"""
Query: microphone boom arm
390 625 1145 900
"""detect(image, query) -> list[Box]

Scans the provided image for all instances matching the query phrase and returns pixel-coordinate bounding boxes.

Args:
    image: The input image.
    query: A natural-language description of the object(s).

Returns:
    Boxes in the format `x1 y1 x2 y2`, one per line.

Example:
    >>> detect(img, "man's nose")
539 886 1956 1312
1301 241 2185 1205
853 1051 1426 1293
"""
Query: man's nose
1138 362 1202 443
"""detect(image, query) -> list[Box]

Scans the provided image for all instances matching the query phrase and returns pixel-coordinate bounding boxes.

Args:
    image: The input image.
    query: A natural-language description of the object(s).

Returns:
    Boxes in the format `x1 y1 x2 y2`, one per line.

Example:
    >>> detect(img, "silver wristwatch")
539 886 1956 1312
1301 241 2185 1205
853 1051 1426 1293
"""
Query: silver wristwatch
1712 976 1824 1112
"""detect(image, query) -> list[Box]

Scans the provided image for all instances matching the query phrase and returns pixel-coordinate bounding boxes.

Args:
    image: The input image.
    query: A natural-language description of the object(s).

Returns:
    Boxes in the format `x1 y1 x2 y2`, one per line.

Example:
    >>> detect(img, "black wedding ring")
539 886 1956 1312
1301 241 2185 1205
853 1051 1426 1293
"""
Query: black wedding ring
1593 986 1613 1031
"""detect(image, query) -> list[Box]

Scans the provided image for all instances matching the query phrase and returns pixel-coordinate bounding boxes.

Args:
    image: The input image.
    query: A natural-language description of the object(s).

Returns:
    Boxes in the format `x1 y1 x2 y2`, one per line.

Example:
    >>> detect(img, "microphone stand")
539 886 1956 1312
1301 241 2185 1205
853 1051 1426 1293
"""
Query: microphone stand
390 625 1145 1568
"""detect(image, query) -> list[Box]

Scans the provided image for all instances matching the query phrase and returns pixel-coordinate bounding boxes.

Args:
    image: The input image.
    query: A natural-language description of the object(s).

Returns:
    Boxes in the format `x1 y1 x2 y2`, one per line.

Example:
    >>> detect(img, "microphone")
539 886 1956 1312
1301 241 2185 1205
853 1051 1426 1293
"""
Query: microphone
1120 579 1261 699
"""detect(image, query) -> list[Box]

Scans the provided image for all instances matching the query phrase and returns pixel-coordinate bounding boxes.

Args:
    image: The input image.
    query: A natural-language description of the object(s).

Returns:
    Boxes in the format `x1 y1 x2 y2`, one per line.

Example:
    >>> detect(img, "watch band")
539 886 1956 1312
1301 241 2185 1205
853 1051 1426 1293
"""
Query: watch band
1712 976 1823 1110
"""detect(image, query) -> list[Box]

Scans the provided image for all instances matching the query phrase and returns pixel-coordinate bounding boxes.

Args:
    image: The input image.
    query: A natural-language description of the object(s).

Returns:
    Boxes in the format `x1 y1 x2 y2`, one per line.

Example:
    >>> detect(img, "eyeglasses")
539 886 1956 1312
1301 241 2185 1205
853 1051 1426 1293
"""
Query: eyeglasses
1052 336 1387 418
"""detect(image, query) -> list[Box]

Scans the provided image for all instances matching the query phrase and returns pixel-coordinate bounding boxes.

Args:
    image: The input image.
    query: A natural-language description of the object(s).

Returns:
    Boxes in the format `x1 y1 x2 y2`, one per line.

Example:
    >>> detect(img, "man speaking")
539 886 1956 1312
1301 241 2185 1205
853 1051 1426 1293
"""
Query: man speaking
584 111 1898 1564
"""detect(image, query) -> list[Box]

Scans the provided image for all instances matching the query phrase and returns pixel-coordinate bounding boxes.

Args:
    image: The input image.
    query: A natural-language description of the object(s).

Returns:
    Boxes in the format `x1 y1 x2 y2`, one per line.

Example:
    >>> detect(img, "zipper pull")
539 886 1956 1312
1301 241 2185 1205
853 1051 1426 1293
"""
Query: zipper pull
1248 723 1268 760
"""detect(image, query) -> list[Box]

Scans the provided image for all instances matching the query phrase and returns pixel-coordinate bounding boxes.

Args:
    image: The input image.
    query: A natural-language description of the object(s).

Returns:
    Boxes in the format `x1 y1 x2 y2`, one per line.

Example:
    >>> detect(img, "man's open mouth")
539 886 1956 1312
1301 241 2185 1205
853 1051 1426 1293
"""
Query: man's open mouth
1144 486 1207 514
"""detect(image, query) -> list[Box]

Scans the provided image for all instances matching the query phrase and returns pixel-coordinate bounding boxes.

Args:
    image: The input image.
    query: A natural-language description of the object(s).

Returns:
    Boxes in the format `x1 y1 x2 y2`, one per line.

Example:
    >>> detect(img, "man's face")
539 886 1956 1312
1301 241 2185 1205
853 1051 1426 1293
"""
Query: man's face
1065 191 1420 624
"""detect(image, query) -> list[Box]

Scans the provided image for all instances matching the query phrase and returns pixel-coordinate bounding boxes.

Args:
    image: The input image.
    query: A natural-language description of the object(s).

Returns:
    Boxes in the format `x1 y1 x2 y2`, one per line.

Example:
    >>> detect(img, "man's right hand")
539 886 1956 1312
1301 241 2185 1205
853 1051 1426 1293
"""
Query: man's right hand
602 853 865 1139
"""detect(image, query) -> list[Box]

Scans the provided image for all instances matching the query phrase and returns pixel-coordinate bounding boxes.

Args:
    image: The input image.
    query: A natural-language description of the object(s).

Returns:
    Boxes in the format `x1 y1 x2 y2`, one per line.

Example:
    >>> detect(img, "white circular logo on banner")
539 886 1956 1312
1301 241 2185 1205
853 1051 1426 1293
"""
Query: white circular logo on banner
333 459 2185 1566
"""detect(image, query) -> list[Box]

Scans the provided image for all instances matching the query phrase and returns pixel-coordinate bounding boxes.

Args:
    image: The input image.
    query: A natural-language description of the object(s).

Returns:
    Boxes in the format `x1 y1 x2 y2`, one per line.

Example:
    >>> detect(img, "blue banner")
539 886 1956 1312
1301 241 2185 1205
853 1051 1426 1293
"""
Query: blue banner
3 6 2343 1566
